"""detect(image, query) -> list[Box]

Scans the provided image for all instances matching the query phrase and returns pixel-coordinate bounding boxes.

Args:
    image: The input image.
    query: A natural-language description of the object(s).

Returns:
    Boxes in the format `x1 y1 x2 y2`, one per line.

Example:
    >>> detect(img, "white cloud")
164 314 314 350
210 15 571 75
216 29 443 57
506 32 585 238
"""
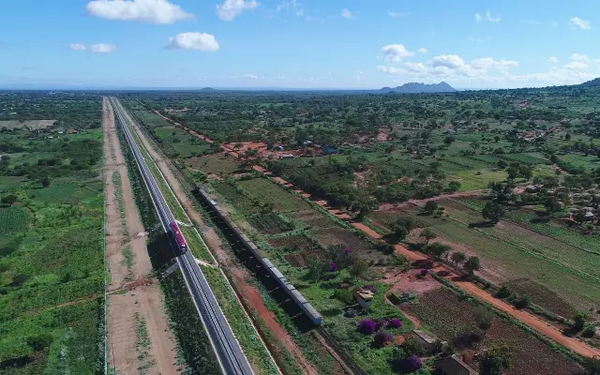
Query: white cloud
69 43 87 51
471 57 518 71
475 10 500 23
86 0 194 24
418 48 427 54
216 0 259 21
241 74 258 79
167 32 220 51
570 53 590 62
91 43 117 53
403 62 427 74
548 57 558 63
381 44 414 63
430 55 469 71
388 11 410 18
341 8 353 19
570 16 591 30
564 61 589 70
377 65 404 75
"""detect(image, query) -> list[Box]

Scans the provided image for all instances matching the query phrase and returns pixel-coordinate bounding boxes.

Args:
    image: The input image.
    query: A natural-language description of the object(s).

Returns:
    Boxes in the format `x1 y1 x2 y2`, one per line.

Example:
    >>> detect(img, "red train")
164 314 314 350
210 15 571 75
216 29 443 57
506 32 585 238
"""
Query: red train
170 222 188 254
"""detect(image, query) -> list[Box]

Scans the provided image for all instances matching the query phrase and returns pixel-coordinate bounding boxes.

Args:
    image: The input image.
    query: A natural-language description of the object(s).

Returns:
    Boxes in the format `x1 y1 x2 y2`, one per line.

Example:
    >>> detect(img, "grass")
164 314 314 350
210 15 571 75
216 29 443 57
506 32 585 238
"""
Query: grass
0 129 105 374
237 178 311 213
188 153 242 177
450 169 508 191
135 313 155 375
0 205 30 234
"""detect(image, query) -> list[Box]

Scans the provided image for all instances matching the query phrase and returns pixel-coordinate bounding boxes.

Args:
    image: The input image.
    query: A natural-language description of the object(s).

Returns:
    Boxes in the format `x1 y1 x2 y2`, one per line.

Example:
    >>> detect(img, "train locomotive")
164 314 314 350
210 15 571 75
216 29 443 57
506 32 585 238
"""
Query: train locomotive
170 222 188 254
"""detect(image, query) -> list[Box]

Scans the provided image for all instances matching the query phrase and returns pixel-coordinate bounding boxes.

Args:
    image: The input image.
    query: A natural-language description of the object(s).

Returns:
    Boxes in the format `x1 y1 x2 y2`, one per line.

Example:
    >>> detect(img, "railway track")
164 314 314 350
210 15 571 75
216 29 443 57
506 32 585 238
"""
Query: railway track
110 97 255 375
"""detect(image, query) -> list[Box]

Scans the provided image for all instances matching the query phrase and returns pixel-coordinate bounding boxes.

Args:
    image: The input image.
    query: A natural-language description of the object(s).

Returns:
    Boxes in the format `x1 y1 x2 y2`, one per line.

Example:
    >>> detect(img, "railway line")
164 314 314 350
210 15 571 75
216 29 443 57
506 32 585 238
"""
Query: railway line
109 97 255 375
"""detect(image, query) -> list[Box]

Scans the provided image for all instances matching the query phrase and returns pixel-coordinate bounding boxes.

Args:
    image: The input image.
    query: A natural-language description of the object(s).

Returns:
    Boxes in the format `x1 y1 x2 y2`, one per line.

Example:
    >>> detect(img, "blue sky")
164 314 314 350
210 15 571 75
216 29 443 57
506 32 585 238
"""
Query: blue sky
0 0 599 89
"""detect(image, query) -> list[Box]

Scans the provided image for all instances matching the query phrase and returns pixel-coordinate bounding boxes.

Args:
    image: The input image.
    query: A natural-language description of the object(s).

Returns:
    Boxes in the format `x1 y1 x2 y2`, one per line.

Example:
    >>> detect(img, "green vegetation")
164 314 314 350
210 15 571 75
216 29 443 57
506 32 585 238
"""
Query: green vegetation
0 92 104 374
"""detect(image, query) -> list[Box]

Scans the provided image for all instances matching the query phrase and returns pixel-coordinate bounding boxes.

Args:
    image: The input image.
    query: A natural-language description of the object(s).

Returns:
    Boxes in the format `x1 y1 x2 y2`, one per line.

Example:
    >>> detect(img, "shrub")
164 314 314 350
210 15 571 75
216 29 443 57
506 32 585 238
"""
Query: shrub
399 354 422 373
375 319 388 331
332 289 355 305
344 308 358 318
582 324 596 338
514 294 530 309
373 331 394 348
495 285 513 299
573 311 588 332
358 319 376 334
388 318 403 329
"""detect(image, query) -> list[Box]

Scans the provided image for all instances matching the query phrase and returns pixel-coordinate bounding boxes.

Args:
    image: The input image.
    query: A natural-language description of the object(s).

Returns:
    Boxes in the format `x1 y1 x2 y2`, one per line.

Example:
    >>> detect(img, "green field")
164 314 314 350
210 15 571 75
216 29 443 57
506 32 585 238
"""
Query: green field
237 178 311 213
0 206 30 234
370 198 600 316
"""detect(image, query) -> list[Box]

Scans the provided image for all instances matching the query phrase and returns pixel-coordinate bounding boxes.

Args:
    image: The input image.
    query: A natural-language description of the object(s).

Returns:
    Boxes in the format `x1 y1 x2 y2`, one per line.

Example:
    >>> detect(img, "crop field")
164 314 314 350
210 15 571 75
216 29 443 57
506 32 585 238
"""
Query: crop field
311 227 372 252
246 212 292 234
0 206 30 234
152 126 212 158
267 233 315 252
0 121 104 375
405 289 581 375
237 178 311 213
371 198 600 316
0 120 56 129
188 153 242 176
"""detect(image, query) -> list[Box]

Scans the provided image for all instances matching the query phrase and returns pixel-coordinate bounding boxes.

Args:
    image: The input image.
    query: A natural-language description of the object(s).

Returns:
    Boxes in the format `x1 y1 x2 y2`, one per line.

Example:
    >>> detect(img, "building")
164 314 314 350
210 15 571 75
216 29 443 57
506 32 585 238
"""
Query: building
354 289 374 308
410 330 439 352
434 355 477 375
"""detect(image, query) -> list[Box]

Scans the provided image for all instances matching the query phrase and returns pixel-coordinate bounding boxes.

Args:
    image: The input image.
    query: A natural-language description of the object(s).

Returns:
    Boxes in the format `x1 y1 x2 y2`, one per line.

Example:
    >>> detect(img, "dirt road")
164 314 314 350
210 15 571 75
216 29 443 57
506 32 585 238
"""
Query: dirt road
103 98 179 375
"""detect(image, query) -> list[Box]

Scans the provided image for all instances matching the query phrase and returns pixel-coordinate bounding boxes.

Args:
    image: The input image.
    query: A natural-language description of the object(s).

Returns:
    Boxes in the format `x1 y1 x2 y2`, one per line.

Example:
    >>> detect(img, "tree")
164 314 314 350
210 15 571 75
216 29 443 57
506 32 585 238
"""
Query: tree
419 228 436 244
393 217 415 242
41 176 51 188
480 344 511 375
447 181 461 192
496 160 508 169
425 242 451 260
544 197 562 214
1 194 17 206
450 251 466 265
573 311 587 332
464 256 481 275
583 357 600 375
474 306 494 334
444 136 455 146
482 202 505 224
306 256 325 283
349 257 369 281
423 201 439 215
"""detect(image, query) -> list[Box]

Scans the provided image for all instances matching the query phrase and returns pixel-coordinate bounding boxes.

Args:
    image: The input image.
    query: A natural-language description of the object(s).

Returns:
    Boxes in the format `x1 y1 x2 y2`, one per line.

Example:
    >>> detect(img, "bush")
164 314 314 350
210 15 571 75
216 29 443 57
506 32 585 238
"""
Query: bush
332 289 355 305
358 319 377 334
514 294 530 309
573 311 587 332
582 324 597 338
398 354 423 373
388 318 403 329
495 285 513 299
375 319 388 331
373 331 394 348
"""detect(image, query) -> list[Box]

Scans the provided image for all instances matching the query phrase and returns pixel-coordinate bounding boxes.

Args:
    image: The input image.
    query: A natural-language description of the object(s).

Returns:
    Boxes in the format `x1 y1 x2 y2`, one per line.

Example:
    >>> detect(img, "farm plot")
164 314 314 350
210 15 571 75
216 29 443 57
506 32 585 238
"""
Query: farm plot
28 180 101 205
503 279 577 318
501 152 549 165
287 210 337 230
0 206 30 234
246 212 292 234
188 153 242 177
238 178 311 213
152 126 212 158
405 289 581 375
0 120 55 129
284 250 324 267
267 233 315 252
386 199 600 313
211 182 260 215
311 227 372 252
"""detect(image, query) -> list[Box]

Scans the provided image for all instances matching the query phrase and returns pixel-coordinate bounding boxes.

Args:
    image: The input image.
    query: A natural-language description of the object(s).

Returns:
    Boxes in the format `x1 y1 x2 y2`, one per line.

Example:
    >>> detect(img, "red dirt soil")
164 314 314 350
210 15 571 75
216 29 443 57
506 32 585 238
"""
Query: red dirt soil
156 110 600 359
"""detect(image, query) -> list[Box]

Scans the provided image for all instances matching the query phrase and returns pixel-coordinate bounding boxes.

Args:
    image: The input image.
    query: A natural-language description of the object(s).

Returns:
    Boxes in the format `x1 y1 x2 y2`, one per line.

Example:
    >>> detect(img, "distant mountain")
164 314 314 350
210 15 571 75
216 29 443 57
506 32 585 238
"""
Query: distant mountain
380 82 457 94
199 87 216 91
579 78 600 87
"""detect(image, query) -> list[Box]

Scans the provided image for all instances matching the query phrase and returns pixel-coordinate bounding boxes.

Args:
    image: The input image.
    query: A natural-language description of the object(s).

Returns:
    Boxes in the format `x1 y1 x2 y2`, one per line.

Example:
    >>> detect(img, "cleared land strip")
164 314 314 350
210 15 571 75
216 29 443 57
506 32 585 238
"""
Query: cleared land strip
103 97 179 375
123 102 329 374
153 109 600 359
112 98 280 375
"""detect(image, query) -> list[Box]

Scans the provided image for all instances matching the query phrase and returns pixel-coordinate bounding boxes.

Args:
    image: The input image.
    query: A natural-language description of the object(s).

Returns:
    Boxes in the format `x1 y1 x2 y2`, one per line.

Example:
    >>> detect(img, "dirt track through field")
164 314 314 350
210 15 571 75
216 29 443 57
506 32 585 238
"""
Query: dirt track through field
103 97 179 375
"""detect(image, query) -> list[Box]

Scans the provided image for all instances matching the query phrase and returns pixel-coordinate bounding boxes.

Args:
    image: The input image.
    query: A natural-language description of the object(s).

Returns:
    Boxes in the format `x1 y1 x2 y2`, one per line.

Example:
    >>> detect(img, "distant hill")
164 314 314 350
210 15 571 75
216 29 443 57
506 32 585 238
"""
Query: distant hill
380 82 456 94
199 87 216 91
579 78 600 87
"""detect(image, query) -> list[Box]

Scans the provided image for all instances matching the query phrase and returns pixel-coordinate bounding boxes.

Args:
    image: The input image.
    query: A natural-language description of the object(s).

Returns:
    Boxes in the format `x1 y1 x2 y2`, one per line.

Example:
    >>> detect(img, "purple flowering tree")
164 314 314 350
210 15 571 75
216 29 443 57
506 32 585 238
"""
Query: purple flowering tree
400 354 423 373
357 319 376 334
330 261 338 272
375 319 388 331
373 331 394 348
387 318 403 329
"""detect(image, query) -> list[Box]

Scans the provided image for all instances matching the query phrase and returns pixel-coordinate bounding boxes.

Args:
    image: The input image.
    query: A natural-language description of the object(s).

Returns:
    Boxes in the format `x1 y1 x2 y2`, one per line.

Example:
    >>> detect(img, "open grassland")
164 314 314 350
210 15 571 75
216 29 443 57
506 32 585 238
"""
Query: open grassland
406 288 581 375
